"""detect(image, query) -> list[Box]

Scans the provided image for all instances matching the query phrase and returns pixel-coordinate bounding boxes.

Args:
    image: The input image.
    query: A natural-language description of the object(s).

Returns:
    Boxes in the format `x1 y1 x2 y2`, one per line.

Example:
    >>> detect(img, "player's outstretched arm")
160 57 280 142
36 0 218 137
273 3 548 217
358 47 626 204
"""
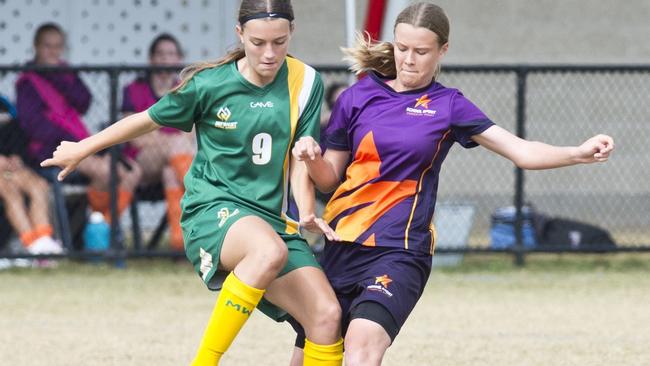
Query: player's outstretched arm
40 110 160 181
472 125 614 170
290 154 340 241
292 136 349 193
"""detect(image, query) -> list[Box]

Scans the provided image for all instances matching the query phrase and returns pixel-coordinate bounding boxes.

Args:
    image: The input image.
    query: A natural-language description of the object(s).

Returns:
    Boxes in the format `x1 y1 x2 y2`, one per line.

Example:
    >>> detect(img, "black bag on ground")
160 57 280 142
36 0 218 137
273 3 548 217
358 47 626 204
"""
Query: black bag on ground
538 217 616 251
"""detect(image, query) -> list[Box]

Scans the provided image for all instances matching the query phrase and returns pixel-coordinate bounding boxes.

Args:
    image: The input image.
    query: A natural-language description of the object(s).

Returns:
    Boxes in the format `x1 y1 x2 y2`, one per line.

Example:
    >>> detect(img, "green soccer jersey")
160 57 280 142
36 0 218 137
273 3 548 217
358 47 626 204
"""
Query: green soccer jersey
148 57 323 235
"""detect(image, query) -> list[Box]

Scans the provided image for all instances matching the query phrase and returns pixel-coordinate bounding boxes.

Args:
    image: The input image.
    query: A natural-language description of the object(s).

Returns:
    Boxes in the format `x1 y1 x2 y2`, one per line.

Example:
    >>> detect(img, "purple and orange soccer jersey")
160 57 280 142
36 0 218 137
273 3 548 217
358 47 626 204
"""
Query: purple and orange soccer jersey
323 72 494 254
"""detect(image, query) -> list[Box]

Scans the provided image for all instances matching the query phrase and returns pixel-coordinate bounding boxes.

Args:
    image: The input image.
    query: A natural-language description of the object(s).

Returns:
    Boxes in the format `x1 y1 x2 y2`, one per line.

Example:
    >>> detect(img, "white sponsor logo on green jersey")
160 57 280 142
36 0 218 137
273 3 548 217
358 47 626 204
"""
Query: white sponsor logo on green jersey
250 101 274 108
218 207 240 228
215 106 238 129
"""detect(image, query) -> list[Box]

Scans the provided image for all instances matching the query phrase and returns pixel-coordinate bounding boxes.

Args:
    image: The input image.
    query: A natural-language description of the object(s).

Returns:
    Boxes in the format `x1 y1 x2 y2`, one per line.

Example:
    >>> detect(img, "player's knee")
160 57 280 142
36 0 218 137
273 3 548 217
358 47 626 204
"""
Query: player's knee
254 240 288 274
343 340 382 366
311 300 341 335
343 347 373 366
345 320 392 366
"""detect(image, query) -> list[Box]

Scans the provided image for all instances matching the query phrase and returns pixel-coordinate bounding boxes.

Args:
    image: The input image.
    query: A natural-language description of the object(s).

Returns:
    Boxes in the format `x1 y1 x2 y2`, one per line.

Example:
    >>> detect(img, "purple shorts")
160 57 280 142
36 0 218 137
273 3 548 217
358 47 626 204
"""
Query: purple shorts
320 241 432 335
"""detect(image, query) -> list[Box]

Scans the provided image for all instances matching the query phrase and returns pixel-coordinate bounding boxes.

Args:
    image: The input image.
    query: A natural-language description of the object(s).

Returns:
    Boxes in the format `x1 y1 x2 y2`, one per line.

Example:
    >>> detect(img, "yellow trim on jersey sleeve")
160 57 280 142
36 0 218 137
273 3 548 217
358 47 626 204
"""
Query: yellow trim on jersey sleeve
281 57 306 234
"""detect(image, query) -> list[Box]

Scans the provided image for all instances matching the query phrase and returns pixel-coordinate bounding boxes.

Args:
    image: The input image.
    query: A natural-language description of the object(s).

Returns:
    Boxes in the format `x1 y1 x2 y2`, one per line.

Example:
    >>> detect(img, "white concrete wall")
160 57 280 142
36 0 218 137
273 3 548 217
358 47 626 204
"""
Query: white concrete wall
2 0 646 65
291 0 650 65
0 0 239 64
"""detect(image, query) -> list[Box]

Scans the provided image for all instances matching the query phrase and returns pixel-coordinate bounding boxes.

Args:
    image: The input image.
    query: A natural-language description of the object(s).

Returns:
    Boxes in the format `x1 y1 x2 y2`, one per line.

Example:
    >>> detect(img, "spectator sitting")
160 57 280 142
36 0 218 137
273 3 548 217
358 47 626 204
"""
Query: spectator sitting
15 22 141 223
0 95 62 255
121 33 195 251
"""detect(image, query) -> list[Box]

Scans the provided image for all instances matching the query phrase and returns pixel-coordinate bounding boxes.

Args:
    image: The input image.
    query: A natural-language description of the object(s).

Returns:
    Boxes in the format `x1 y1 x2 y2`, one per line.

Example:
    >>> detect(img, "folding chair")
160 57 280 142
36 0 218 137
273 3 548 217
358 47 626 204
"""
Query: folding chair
128 182 168 251
42 167 89 251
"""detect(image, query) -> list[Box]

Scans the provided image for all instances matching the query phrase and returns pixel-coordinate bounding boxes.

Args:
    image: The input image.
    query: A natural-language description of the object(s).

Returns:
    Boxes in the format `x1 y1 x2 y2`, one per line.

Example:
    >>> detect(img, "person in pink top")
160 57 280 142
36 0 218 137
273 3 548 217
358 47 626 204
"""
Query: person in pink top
16 23 142 223
121 33 195 251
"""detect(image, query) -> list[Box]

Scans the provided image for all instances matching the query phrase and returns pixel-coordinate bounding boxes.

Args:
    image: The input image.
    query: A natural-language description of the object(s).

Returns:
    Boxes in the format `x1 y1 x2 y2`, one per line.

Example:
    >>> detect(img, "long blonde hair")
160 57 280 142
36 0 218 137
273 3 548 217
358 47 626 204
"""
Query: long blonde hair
342 31 396 77
172 0 294 92
343 2 450 78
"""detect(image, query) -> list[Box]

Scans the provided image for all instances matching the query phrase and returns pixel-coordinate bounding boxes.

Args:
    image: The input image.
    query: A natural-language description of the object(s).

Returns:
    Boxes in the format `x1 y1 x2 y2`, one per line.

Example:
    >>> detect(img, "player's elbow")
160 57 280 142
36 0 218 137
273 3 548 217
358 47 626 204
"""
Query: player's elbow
511 154 552 170
315 180 339 194
506 142 543 170
512 156 531 169
509 154 534 170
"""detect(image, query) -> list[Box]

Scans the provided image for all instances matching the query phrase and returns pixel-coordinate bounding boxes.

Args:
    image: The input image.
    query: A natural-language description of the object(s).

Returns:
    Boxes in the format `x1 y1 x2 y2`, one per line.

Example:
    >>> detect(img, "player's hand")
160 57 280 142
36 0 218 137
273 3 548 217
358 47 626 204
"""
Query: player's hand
292 136 322 162
574 134 614 163
40 141 88 181
0 155 9 170
300 213 341 241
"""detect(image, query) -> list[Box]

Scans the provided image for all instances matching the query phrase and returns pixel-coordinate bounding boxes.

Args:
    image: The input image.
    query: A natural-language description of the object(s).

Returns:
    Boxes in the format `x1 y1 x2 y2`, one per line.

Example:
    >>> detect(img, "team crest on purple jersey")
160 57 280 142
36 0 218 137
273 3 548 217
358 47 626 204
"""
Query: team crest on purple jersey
367 274 394 297
406 94 437 116
375 274 393 288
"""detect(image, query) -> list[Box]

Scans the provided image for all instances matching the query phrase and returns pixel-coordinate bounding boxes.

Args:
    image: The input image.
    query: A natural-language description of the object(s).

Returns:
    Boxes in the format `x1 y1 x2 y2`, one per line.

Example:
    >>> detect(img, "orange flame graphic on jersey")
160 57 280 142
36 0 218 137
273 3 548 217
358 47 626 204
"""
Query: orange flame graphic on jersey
375 274 393 288
323 132 418 246
414 94 431 109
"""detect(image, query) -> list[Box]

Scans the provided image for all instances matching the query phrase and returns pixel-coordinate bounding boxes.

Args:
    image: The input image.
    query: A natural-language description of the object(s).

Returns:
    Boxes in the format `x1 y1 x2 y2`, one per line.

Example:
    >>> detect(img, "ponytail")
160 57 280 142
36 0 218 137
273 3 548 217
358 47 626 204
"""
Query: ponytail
342 32 396 77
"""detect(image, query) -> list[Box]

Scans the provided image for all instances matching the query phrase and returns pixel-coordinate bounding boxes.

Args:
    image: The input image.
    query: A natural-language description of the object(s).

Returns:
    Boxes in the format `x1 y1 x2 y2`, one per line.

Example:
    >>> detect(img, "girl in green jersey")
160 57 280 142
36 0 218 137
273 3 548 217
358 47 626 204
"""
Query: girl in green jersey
41 1 344 365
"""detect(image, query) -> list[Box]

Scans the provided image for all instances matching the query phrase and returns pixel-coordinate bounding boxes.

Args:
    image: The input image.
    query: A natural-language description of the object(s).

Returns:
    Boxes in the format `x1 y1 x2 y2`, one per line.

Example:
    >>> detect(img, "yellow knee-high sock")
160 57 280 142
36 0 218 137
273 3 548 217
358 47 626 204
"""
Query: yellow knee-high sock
192 272 265 366
303 338 344 366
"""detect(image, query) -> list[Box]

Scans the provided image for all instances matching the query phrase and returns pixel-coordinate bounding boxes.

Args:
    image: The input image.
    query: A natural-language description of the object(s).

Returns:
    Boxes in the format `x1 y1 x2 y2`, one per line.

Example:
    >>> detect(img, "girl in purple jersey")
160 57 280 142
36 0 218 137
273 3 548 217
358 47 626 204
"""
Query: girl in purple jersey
290 2 614 365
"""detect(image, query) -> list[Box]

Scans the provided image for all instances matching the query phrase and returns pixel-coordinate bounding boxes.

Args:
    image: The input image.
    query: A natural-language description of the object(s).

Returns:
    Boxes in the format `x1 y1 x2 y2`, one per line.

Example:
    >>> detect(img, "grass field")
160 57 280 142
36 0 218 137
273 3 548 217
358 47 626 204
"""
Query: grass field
1 254 649 366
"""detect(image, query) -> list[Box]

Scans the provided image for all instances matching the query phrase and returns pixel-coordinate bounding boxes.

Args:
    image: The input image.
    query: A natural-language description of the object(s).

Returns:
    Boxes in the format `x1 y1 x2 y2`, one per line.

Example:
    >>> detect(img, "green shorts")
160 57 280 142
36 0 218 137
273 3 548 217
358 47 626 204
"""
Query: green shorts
182 201 321 321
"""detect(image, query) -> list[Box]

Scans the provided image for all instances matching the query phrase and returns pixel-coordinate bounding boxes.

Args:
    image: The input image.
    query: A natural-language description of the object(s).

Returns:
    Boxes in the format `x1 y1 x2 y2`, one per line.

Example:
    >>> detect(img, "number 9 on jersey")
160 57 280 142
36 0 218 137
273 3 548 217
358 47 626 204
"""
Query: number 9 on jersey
252 133 272 165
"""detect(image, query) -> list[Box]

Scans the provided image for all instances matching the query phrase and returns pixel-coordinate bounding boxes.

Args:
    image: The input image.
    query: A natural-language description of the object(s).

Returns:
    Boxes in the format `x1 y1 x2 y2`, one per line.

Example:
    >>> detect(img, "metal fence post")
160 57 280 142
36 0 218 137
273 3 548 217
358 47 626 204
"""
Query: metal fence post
513 67 528 266
108 68 126 267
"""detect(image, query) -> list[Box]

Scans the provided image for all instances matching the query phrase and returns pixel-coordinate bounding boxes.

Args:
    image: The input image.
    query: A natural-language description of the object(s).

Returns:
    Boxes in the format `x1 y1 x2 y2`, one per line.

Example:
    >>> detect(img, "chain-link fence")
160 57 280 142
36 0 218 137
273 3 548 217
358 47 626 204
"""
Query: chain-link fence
1 64 649 264
440 66 648 254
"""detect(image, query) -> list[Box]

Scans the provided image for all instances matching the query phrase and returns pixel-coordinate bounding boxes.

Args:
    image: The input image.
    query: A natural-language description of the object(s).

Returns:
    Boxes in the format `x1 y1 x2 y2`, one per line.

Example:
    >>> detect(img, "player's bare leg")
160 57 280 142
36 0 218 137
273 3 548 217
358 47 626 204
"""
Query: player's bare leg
191 216 287 365
265 267 343 365
343 319 391 366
